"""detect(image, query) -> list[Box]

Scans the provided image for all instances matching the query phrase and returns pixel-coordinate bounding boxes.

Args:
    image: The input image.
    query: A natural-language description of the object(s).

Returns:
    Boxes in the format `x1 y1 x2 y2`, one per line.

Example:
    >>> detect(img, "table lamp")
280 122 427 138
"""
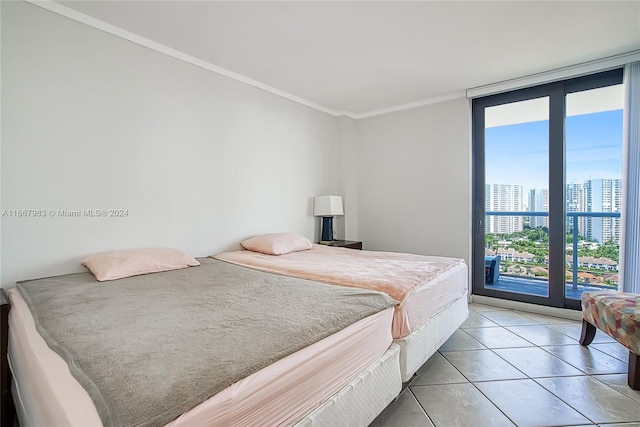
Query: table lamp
313 195 344 243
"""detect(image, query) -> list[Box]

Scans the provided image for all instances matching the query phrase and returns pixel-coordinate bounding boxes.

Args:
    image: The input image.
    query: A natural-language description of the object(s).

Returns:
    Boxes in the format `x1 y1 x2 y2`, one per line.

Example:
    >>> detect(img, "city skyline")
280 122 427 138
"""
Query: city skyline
486 177 623 212
486 178 621 244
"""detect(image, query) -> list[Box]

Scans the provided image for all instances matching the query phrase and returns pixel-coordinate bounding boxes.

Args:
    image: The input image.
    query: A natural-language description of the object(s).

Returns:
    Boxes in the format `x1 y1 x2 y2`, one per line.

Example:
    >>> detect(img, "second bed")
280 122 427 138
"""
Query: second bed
215 243 469 382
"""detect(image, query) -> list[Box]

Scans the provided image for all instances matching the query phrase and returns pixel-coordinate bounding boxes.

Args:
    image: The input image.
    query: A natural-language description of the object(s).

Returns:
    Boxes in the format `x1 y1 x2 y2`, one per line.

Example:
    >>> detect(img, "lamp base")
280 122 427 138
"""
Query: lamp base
321 217 334 242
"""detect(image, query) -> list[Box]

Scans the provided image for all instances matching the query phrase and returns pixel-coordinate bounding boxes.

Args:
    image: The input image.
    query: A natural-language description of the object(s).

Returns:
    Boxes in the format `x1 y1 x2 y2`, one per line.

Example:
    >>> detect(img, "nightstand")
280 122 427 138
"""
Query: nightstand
319 240 363 250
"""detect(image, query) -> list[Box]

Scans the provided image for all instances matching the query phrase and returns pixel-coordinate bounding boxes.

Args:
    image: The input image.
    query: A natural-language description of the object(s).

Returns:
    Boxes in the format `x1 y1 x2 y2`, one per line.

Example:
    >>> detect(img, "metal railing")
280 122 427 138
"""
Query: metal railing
485 211 621 290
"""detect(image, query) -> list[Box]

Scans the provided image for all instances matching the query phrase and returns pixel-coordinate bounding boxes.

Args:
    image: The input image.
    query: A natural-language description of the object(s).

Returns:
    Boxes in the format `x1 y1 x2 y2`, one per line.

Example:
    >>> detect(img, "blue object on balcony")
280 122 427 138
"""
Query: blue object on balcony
485 255 501 284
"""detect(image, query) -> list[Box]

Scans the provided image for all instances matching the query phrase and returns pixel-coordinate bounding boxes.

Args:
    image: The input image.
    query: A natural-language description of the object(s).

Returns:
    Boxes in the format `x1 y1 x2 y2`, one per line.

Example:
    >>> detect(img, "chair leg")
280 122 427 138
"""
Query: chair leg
629 351 639 391
579 320 596 346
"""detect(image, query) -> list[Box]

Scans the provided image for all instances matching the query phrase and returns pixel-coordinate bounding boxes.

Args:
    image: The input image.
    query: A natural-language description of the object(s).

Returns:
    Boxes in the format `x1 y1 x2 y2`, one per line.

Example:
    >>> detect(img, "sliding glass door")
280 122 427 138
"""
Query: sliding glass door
564 84 624 302
484 96 551 300
472 69 623 309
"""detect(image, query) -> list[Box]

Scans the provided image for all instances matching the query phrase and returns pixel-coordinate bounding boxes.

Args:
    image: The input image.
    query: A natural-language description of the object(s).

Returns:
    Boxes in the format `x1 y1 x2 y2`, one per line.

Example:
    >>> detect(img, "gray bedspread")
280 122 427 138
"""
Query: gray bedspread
17 258 395 427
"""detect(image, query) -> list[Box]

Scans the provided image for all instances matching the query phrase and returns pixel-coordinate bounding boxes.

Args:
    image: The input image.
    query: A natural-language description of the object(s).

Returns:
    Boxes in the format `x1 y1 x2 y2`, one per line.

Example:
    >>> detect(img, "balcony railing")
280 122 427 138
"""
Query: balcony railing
485 211 621 292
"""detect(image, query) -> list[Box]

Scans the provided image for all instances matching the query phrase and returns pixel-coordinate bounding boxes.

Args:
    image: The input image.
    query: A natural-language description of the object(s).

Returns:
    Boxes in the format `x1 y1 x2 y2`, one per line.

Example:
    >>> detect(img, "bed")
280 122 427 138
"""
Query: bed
1 257 402 427
214 242 470 382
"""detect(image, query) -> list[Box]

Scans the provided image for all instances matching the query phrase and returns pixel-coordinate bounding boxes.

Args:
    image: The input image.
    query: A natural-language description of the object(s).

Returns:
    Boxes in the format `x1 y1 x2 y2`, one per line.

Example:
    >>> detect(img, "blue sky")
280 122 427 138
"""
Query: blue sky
485 109 623 191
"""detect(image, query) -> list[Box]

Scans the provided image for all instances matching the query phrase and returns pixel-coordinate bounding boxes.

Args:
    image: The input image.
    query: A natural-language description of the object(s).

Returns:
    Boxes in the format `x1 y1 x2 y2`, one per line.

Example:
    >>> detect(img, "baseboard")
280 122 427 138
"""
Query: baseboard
470 295 582 321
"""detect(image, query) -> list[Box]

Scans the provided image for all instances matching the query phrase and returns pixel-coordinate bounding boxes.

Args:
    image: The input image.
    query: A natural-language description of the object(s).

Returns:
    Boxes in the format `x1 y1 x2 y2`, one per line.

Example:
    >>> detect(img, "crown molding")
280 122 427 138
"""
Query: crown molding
22 0 474 121
25 0 342 117
350 92 467 119
30 1 631 121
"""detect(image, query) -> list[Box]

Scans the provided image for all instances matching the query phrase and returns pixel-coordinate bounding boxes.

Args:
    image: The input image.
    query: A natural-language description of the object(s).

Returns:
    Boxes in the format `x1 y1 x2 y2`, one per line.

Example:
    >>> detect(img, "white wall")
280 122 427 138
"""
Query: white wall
1 1 339 286
336 115 359 240
357 98 472 265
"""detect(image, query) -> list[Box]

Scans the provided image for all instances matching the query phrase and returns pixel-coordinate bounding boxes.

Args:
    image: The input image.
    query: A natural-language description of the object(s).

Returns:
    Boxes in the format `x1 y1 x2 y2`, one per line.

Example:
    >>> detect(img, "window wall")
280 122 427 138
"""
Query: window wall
472 69 624 309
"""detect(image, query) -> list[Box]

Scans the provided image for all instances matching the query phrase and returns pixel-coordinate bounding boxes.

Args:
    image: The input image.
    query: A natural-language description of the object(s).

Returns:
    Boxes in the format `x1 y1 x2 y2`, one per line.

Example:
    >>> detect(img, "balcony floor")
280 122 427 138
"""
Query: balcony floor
486 275 613 299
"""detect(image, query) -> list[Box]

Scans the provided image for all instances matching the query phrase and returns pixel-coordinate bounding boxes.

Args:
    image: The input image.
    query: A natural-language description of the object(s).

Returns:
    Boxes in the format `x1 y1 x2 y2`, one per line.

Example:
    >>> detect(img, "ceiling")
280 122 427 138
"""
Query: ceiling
52 1 640 117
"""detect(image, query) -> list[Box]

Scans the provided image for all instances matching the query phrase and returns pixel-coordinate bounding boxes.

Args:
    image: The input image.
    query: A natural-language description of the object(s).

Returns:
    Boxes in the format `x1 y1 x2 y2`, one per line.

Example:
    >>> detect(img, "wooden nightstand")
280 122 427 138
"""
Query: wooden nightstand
318 240 363 250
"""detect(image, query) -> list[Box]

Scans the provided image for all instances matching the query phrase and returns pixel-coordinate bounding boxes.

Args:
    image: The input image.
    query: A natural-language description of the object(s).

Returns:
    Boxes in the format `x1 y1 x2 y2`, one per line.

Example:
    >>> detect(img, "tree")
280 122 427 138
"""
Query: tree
485 233 497 249
579 240 619 262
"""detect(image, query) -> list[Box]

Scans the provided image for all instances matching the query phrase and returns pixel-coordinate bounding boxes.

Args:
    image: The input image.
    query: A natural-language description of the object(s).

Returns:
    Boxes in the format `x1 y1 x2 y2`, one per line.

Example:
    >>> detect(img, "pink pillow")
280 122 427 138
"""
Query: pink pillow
240 233 312 255
82 247 200 281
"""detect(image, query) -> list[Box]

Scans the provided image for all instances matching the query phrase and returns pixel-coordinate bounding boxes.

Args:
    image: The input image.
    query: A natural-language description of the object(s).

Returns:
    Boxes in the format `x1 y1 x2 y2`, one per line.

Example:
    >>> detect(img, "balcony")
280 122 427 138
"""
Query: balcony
486 274 612 300
484 211 620 300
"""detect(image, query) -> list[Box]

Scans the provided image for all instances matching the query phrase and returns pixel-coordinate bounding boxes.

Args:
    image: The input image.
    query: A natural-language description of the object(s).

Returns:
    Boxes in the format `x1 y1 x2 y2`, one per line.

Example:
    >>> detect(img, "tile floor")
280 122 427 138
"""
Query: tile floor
370 303 640 427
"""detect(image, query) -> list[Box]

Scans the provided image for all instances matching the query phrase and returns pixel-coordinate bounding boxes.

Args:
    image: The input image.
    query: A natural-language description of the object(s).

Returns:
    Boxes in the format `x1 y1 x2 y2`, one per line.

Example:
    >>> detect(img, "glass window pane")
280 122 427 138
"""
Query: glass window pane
565 85 623 300
484 97 549 297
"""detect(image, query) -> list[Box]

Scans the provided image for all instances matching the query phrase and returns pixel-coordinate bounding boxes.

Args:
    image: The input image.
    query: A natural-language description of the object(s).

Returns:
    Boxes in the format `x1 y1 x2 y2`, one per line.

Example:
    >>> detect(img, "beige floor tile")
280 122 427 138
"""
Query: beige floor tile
594 374 640 404
505 324 578 346
464 327 535 349
592 332 617 343
475 379 590 427
549 323 617 343
493 347 584 378
438 329 486 352
468 303 509 312
478 310 541 326
541 344 628 375
591 342 630 363
381 309 638 427
516 311 579 325
412 383 515 427
460 311 500 329
412 352 468 386
536 376 640 424
548 322 582 337
600 424 640 427
369 389 434 427
441 349 526 382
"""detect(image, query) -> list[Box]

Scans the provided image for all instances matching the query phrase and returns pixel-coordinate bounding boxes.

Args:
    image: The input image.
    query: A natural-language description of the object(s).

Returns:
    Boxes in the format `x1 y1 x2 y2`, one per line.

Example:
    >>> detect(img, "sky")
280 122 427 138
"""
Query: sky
485 109 623 192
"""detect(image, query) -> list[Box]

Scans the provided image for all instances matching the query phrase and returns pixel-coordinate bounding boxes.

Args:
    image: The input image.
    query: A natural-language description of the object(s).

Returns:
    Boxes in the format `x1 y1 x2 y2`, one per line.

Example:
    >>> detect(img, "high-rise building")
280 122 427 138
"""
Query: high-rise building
528 188 549 229
486 179 621 242
585 179 621 243
613 179 622 242
566 183 587 237
485 184 491 234
485 184 524 234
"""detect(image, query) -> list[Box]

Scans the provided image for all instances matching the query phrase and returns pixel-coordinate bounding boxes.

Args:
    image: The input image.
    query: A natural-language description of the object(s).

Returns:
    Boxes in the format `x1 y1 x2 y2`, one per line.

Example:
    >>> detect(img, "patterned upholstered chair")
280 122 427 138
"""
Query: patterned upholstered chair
580 291 640 390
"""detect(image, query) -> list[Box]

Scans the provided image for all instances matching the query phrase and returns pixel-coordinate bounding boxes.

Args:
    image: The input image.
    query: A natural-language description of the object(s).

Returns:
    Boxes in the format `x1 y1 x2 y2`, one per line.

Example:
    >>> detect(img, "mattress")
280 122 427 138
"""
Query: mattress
215 245 469 338
295 344 402 426
392 262 468 337
8 288 395 426
395 291 469 382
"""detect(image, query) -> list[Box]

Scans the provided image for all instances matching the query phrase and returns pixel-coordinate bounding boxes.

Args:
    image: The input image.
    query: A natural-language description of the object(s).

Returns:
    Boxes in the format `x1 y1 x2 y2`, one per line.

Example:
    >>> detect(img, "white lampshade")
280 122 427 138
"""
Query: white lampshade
313 195 344 217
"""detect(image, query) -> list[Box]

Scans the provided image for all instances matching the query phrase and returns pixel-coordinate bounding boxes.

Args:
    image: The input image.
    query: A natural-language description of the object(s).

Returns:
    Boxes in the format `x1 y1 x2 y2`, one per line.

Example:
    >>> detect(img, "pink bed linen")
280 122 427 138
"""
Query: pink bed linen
8 289 394 427
392 263 468 337
215 245 464 304
214 245 468 338
8 288 101 426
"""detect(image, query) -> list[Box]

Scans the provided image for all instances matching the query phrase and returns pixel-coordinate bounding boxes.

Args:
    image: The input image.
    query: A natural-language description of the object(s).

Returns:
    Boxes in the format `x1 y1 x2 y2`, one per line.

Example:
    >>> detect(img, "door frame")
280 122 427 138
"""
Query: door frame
471 69 623 310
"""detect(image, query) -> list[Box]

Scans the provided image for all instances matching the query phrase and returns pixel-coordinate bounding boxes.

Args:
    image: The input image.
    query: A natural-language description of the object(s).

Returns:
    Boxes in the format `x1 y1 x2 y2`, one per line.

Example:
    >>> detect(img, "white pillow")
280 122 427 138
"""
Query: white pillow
82 247 200 281
240 233 312 255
